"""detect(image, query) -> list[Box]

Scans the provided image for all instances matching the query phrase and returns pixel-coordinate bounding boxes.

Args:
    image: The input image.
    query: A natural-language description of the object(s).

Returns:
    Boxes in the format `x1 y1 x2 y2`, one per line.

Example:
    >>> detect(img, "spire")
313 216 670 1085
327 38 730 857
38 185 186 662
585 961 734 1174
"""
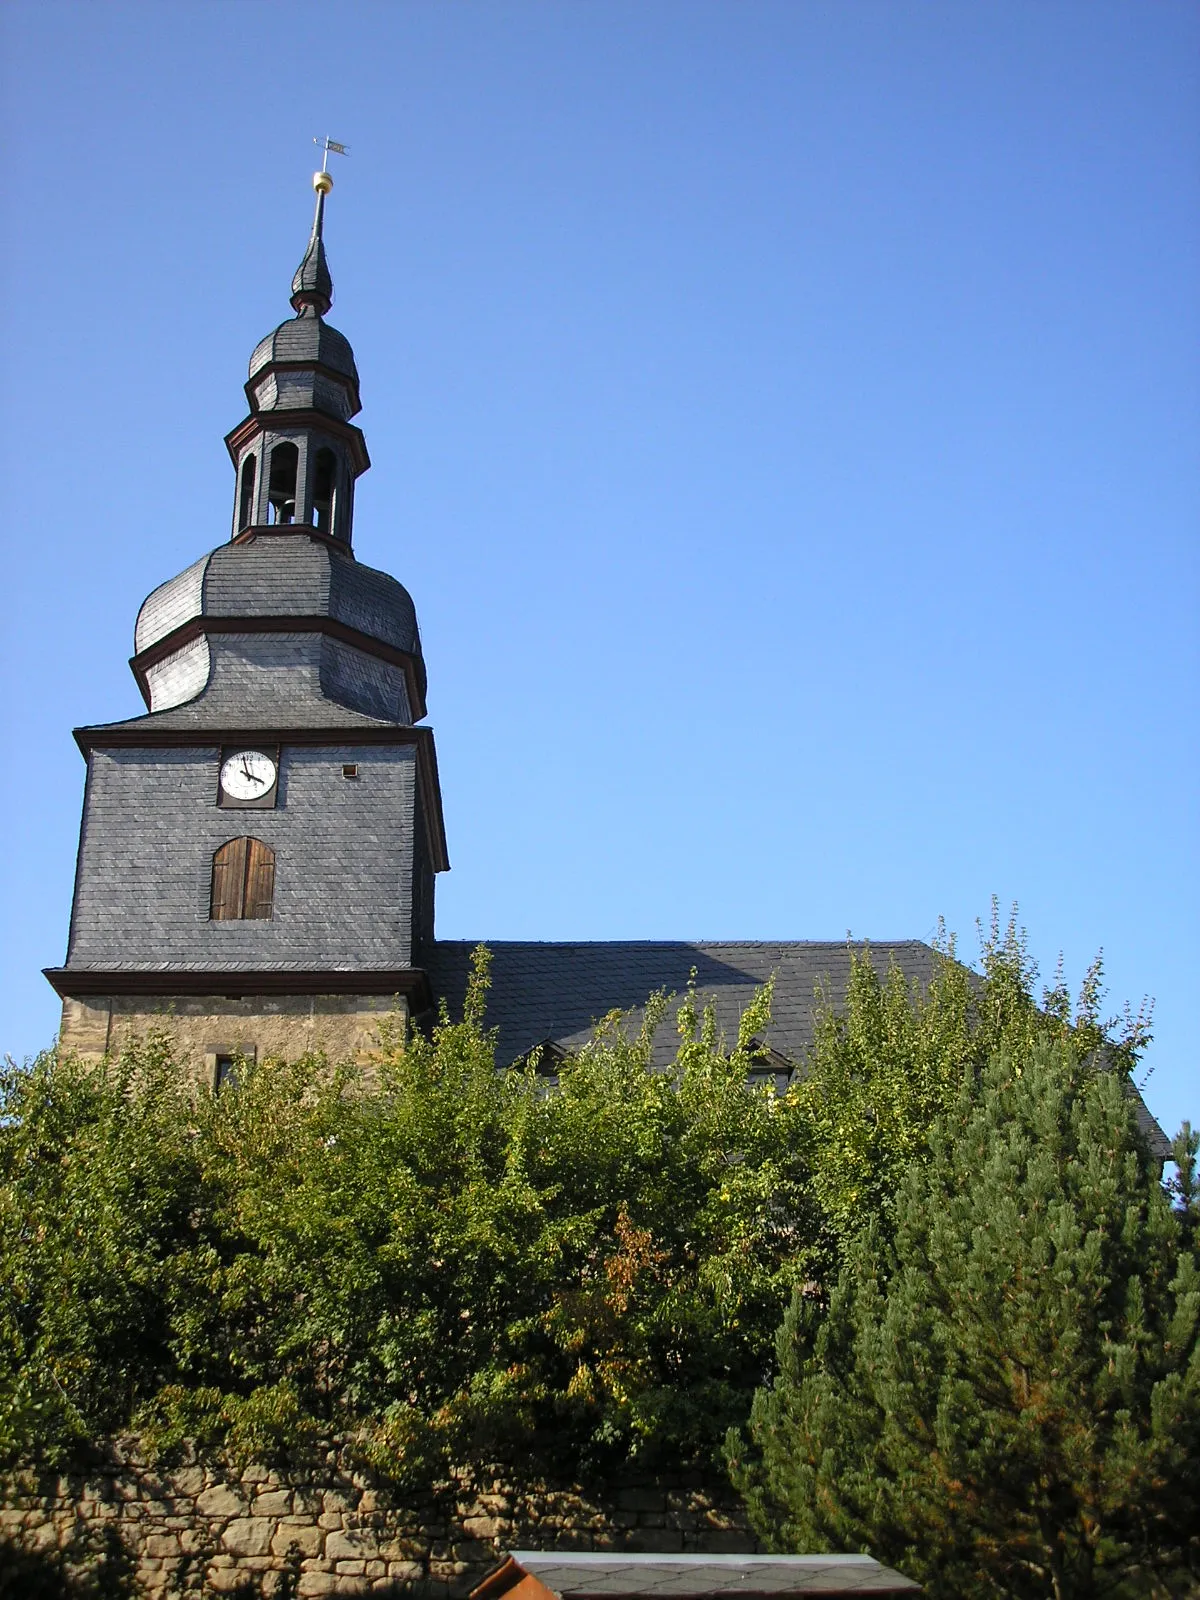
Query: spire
291 171 334 316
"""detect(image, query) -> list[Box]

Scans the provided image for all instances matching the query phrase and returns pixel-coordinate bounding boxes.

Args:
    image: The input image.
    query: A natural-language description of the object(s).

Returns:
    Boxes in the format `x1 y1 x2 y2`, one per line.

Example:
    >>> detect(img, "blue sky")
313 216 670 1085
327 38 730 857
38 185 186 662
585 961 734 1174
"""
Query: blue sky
1 2 1196 1137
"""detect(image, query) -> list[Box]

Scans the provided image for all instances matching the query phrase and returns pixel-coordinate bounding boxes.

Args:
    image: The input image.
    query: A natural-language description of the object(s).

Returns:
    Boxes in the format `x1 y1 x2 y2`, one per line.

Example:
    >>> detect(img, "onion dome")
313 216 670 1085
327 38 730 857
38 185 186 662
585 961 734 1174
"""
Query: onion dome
131 538 428 724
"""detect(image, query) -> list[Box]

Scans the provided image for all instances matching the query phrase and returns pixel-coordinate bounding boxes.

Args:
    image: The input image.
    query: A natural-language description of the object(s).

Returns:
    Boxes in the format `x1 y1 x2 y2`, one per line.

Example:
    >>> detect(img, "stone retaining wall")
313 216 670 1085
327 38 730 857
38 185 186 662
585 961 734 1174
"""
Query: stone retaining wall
0 1442 759 1597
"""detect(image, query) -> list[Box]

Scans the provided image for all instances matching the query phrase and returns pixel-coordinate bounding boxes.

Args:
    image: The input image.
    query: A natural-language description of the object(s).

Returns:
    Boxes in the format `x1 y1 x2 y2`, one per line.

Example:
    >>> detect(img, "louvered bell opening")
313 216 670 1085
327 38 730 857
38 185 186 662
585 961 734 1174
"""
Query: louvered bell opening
267 442 298 525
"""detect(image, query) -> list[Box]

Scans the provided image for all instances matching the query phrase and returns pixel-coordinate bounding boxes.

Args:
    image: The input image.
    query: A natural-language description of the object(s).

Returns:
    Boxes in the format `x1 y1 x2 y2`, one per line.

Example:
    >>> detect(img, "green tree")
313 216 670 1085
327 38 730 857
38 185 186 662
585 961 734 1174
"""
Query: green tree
796 903 1152 1257
0 949 814 1480
727 1040 1200 1599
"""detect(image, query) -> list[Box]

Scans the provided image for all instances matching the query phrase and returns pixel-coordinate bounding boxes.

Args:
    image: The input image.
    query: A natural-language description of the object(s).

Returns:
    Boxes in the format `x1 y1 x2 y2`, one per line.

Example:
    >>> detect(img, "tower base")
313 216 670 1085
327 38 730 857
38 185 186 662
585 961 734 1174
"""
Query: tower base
44 968 432 1079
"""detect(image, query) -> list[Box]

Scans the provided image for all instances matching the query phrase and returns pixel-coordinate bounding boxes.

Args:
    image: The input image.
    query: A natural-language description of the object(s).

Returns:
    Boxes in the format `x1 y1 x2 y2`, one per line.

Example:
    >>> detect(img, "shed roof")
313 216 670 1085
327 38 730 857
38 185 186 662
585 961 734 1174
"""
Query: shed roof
473 1553 920 1600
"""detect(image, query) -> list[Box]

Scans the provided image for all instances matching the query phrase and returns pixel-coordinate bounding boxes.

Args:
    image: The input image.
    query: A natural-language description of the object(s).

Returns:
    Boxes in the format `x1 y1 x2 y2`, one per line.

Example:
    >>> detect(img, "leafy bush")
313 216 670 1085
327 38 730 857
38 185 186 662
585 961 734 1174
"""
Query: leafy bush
0 950 814 1479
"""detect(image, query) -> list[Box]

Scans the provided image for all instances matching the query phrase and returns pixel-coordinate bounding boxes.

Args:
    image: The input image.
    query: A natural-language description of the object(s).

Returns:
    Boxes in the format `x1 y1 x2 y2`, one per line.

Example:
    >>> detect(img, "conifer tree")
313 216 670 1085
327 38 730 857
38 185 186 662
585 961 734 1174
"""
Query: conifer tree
728 1041 1200 1599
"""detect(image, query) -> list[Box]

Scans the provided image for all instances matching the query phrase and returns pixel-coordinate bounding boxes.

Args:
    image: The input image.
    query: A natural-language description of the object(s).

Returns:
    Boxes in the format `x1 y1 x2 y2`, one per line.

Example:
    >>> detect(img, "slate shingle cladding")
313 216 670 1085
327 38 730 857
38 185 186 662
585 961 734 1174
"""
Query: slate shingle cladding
66 743 420 971
422 938 938 1070
421 939 1170 1158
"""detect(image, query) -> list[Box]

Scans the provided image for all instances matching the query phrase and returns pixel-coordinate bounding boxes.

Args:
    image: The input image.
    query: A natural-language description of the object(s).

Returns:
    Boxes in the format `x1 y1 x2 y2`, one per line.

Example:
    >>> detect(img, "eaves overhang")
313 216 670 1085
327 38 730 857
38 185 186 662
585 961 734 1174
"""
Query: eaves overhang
44 966 433 1011
224 410 370 476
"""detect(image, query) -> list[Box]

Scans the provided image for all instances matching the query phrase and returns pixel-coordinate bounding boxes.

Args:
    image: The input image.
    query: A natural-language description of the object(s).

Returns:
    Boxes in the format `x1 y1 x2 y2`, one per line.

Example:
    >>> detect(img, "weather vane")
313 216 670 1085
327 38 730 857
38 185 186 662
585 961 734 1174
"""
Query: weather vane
312 136 349 195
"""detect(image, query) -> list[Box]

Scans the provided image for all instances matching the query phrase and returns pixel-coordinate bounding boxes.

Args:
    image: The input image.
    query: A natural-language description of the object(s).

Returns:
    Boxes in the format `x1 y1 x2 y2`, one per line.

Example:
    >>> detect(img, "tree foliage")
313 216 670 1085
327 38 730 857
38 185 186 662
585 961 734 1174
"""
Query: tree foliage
0 950 814 1480
796 903 1153 1255
728 1039 1200 1598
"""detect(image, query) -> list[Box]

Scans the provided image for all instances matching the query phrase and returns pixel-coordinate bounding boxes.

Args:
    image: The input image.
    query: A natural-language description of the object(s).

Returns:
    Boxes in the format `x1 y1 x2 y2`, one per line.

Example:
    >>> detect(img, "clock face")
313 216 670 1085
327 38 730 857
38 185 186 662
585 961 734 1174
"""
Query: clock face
220 750 277 802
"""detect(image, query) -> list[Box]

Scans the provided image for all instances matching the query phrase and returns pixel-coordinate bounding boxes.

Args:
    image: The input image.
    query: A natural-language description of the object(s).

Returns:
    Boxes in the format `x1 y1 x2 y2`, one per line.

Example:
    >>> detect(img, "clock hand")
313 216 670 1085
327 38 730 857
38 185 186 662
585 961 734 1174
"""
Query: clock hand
240 759 266 787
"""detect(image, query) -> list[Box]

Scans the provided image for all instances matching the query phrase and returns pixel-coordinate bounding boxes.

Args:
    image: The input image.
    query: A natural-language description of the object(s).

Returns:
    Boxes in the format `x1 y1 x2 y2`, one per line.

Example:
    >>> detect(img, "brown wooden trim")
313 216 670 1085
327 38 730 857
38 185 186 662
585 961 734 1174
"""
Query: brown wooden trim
129 613 428 721
71 724 450 871
224 411 370 475
45 966 434 1009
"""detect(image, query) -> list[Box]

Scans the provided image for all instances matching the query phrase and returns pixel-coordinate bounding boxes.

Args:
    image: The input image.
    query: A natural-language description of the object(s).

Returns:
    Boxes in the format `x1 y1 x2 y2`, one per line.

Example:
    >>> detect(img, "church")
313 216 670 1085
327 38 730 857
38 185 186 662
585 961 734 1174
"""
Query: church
41 168 976 1084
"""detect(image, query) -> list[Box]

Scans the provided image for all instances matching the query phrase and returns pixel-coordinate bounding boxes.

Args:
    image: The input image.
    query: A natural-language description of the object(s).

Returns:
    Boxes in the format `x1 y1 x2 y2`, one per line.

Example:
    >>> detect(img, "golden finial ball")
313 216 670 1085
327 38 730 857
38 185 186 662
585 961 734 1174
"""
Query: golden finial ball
313 170 334 195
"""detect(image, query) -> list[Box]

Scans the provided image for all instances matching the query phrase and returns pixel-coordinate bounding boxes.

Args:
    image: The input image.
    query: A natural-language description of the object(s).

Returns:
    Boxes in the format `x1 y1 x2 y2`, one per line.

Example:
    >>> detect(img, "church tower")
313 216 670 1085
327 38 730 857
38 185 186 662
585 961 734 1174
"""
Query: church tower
45 168 448 1075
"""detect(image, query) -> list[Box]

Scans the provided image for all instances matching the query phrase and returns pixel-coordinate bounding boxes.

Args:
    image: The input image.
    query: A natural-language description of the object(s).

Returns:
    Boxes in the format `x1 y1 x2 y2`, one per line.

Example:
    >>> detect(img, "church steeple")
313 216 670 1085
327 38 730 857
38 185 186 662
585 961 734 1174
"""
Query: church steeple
48 158 447 1070
225 166 368 546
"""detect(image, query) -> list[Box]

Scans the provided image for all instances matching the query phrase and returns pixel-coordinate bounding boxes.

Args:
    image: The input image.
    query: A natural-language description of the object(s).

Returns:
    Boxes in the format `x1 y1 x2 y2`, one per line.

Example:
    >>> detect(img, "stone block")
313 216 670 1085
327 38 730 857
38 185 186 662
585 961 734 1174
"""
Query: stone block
702 1513 741 1533
273 1523 323 1557
327 1527 379 1560
695 1531 755 1554
172 1467 205 1496
337 1560 367 1575
319 1512 346 1530
460 1516 499 1541
197 1484 246 1518
223 1517 273 1556
210 1571 256 1595
387 1562 424 1582
144 1532 181 1558
429 1560 468 1579
616 1489 664 1512
380 1539 424 1563
628 1529 683 1553
255 1488 293 1516
299 1570 341 1596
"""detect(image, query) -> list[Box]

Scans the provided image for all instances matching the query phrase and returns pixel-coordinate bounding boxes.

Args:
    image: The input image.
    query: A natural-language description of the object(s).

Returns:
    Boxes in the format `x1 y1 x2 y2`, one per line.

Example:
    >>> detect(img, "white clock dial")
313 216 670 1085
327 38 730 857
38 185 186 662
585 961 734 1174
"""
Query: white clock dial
220 750 277 801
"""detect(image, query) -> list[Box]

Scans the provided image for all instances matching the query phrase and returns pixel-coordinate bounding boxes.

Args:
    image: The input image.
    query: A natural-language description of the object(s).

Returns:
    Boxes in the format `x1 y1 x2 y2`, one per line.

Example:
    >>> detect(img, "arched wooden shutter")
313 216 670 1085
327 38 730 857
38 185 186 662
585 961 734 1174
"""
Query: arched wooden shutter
244 838 275 920
211 838 248 920
210 837 275 921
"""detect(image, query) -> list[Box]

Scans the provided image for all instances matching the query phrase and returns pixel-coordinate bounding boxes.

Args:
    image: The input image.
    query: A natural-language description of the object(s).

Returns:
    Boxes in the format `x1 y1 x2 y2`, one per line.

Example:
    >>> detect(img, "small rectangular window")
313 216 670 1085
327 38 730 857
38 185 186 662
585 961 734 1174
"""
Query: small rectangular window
342 764 359 780
214 1055 238 1091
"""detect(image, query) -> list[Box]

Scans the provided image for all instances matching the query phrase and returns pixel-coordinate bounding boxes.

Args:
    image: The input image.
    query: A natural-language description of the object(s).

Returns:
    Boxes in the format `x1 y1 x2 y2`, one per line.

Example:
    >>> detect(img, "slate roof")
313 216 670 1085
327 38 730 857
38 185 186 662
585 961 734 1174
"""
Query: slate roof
499 1554 919 1598
423 939 1171 1157
422 939 939 1071
134 536 422 658
250 313 357 383
78 674 404 737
